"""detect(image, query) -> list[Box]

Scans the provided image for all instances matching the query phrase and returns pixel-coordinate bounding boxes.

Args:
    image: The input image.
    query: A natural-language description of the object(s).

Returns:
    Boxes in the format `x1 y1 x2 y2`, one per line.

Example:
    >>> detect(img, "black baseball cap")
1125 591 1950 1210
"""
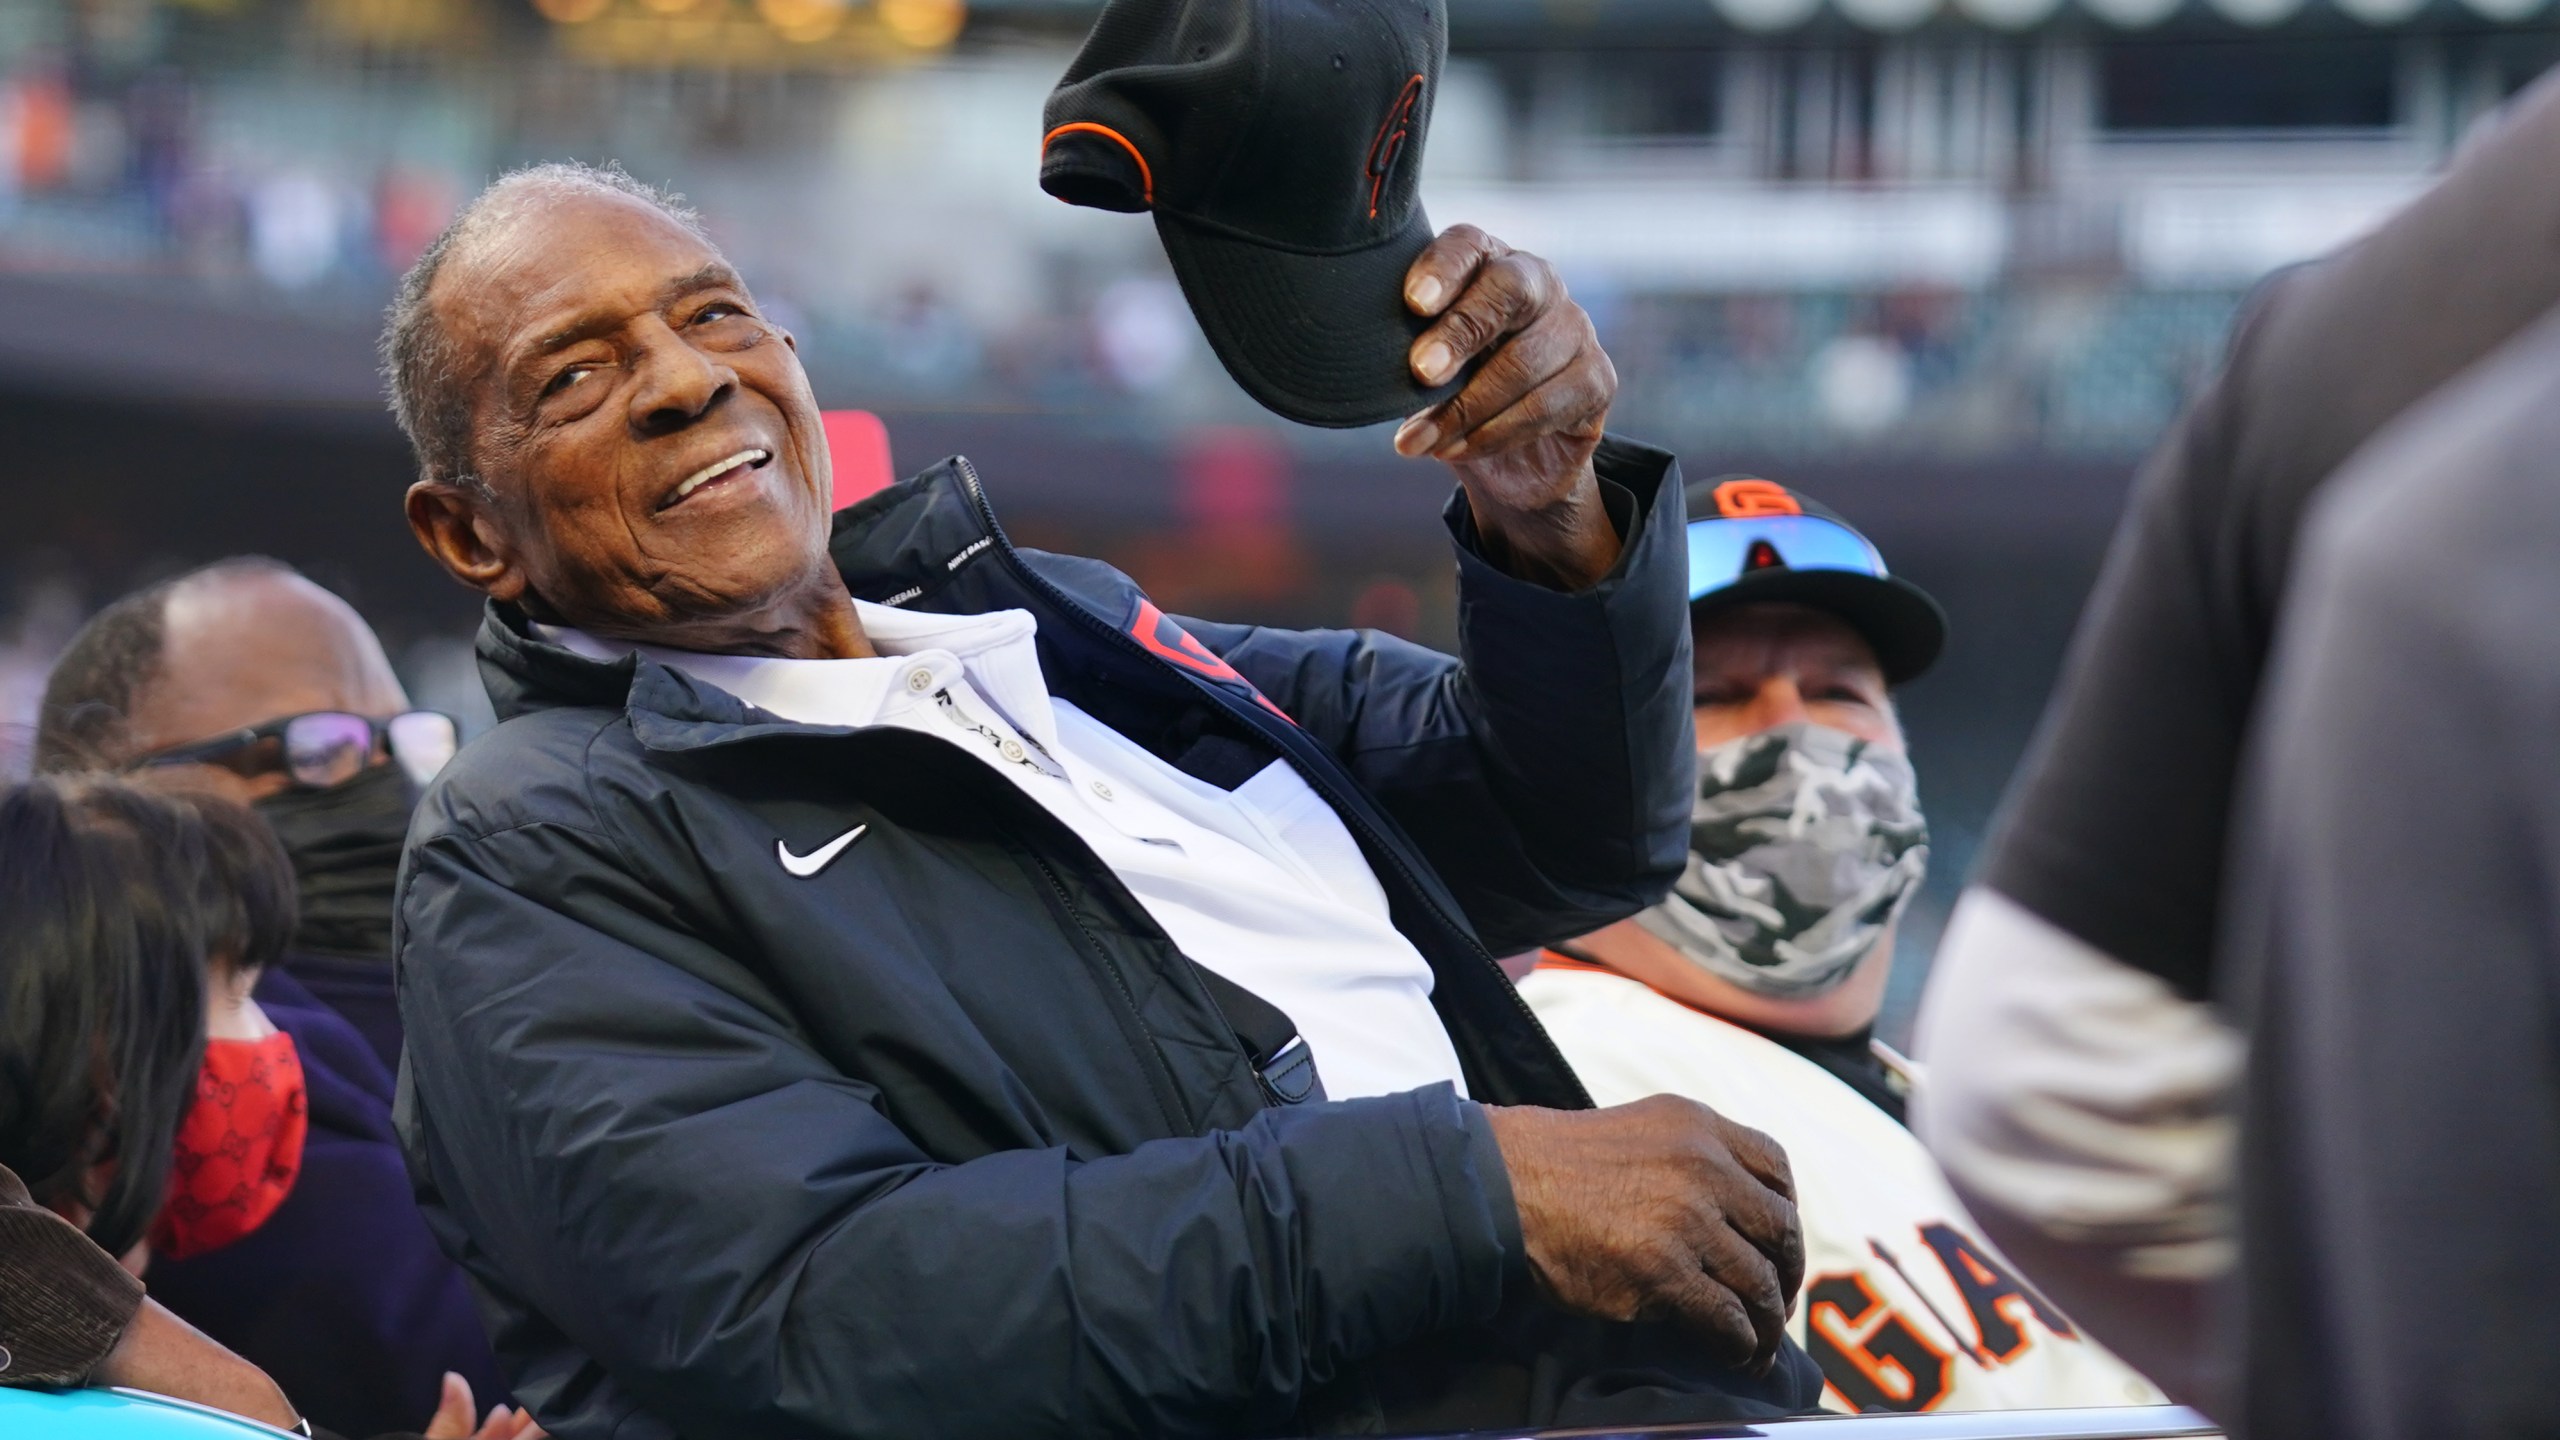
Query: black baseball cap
1683 475 1948 685
1040 0 1464 429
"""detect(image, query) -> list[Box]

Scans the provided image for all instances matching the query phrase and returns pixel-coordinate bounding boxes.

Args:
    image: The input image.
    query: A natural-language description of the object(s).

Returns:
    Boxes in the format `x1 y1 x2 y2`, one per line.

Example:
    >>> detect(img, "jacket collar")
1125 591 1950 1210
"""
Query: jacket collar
473 456 998 751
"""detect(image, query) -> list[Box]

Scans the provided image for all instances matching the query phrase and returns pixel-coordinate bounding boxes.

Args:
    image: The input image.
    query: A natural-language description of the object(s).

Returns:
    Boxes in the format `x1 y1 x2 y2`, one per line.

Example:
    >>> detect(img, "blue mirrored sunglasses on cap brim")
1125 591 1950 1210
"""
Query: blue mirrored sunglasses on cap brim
1685 514 1890 602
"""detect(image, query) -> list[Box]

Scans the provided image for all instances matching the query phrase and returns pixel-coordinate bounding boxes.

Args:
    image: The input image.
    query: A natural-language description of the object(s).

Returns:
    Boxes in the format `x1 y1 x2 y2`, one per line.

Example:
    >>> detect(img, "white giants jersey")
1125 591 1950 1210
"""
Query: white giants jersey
1519 957 2165 1416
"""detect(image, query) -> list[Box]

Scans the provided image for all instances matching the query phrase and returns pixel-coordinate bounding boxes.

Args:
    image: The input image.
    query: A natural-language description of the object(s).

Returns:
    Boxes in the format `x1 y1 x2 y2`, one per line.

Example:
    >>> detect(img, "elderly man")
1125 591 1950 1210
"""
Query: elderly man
1522 477 2159 1413
384 162 1820 1439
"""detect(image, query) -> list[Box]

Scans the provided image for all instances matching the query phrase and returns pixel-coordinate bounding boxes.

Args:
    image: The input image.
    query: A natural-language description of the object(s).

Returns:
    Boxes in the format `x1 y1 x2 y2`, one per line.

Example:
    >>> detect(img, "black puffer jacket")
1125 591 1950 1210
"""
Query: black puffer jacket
394 440 1821 1439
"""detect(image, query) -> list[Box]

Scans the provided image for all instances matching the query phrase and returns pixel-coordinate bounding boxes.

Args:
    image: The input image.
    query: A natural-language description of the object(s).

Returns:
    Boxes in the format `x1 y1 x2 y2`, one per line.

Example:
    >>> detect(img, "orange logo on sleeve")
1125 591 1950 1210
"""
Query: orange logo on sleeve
1713 479 1802 518
1128 598 1296 725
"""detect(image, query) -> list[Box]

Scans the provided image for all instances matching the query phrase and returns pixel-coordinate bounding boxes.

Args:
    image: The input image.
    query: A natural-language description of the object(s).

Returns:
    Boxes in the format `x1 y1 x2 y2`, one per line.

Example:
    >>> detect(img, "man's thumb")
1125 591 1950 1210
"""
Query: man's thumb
423 1371 476 1439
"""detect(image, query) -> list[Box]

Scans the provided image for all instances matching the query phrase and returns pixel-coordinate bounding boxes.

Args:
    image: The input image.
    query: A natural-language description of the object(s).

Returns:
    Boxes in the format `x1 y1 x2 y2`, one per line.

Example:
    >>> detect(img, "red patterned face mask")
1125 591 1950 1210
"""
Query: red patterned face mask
150 1033 309 1261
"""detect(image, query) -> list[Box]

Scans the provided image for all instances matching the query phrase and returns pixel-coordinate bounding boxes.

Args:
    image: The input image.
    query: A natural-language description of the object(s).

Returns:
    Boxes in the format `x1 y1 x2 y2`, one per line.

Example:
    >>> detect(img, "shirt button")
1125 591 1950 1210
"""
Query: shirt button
905 668 933 693
1000 739 1026 763
1090 780 1115 801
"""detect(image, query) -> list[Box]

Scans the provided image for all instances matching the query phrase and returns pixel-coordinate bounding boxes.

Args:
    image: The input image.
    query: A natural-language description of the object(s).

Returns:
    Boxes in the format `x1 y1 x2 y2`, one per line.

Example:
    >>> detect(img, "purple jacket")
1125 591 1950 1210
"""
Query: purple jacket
146 963 504 1438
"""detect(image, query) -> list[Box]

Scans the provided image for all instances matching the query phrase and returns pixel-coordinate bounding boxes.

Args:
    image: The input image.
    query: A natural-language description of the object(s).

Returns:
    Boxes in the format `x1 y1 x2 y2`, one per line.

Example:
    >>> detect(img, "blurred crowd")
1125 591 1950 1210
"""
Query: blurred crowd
0 57 457 291
0 43 2243 452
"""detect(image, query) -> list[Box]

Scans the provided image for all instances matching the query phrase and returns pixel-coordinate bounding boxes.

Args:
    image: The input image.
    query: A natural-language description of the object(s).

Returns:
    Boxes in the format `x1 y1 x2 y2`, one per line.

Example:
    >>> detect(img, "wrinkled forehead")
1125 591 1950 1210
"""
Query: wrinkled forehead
1692 602 1883 677
432 187 731 384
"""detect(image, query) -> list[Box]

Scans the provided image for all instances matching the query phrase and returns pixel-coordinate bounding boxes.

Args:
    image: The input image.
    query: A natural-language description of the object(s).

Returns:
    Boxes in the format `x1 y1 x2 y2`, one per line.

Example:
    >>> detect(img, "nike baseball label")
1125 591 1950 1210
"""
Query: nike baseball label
778 825 868 878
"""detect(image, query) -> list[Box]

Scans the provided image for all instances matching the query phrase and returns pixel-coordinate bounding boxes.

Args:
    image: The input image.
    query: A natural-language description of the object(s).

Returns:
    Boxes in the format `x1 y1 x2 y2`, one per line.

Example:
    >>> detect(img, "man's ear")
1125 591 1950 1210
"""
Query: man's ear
406 480 529 604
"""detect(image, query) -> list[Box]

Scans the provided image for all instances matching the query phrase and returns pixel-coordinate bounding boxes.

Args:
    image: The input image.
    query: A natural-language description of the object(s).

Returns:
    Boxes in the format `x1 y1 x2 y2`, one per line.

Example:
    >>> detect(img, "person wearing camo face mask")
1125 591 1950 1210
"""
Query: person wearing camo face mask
1644 719 1930 1010
1521 476 2166 1415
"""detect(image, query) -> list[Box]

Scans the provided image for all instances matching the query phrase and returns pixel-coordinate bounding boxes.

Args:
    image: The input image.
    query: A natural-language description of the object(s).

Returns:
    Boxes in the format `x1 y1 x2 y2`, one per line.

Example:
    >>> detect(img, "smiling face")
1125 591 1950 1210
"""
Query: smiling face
406 185 853 657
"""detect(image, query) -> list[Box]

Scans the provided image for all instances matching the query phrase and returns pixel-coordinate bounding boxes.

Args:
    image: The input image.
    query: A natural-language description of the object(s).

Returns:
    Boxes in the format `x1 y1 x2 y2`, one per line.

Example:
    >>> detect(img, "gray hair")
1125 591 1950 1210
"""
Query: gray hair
379 161 712 497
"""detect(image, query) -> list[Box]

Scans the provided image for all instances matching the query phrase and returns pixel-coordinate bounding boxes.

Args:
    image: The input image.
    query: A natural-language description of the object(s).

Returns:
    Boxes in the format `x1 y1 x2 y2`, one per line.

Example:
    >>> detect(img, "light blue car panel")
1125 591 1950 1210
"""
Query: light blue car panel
0 1387 290 1439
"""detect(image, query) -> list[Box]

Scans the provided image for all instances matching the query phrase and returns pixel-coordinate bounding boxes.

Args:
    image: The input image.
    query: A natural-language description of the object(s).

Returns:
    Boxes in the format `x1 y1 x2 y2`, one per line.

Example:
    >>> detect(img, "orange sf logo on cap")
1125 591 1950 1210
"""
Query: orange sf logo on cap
1713 479 1801 519
1365 75 1424 221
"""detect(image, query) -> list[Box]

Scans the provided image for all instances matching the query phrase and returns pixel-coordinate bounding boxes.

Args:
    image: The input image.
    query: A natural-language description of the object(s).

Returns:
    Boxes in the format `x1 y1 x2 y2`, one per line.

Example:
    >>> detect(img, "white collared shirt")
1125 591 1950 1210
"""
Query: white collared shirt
541 601 1468 1101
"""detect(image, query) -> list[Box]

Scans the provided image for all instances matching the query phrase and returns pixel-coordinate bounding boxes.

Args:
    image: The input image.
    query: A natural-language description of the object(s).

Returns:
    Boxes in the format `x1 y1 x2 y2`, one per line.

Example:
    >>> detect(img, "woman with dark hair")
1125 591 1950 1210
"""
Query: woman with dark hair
0 775 298 1427
0 775 212 1259
0 778 535 1439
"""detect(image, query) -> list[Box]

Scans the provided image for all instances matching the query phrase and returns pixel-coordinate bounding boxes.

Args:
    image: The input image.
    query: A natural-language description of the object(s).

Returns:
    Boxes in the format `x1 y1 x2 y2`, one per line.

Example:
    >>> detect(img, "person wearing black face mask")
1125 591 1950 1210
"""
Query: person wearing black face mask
37 556 450 1070
33 556 507 1440
249 757 430 984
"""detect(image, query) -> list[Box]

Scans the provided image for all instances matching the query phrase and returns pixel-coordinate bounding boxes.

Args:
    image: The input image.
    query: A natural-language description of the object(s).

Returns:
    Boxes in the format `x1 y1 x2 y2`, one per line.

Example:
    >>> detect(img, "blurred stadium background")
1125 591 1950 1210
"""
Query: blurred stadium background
2 0 2550 1034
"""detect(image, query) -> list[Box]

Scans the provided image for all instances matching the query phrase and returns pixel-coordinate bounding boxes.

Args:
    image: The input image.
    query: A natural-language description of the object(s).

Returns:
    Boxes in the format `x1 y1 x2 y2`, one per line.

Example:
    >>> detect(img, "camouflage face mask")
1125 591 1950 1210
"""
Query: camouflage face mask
1634 721 1929 1000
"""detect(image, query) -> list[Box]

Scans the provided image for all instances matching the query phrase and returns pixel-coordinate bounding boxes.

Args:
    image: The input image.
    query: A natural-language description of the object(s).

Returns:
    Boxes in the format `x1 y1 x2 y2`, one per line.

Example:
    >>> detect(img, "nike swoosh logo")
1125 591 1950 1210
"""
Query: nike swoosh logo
778 824 868 878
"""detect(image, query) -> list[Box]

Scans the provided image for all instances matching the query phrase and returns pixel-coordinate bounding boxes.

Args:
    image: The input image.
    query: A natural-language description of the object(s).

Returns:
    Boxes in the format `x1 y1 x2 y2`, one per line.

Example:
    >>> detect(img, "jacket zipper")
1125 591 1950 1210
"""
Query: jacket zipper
951 457 1591 1110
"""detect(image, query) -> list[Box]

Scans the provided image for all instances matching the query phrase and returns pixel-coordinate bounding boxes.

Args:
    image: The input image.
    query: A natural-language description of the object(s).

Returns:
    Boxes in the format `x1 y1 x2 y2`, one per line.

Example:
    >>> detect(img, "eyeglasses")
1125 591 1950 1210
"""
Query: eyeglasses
1686 514 1890 602
131 710 460 790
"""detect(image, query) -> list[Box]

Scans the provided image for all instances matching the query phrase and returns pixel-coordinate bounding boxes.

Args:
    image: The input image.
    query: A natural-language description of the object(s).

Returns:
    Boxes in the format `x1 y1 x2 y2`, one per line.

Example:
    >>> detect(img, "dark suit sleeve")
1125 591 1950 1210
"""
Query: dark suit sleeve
2225 311 2560 1440
397 824 1519 1440
1983 74 2560 1001
1969 284 2286 1002
1182 437 1695 955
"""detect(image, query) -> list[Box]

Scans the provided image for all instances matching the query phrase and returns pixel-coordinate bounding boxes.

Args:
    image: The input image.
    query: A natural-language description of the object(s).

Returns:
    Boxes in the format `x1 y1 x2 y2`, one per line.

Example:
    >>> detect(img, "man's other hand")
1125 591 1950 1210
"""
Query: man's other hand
424 1370 548 1440
1395 226 1622 592
1486 1095 1804 1373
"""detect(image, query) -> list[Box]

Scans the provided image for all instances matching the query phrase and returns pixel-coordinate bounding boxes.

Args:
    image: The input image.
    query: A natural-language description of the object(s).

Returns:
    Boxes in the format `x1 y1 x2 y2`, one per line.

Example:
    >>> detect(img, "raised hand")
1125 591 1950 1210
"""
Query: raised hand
1395 225 1622 592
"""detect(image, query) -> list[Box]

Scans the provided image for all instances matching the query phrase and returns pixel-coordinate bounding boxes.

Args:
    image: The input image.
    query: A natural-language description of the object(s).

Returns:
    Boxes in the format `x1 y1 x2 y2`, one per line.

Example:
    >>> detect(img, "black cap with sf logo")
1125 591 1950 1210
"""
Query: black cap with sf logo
1041 0 1465 429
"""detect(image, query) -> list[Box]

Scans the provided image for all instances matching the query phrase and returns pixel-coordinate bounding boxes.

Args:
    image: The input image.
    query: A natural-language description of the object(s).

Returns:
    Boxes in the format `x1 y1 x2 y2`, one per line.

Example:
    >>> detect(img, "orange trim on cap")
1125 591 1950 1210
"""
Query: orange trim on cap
1042 122 1153 206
